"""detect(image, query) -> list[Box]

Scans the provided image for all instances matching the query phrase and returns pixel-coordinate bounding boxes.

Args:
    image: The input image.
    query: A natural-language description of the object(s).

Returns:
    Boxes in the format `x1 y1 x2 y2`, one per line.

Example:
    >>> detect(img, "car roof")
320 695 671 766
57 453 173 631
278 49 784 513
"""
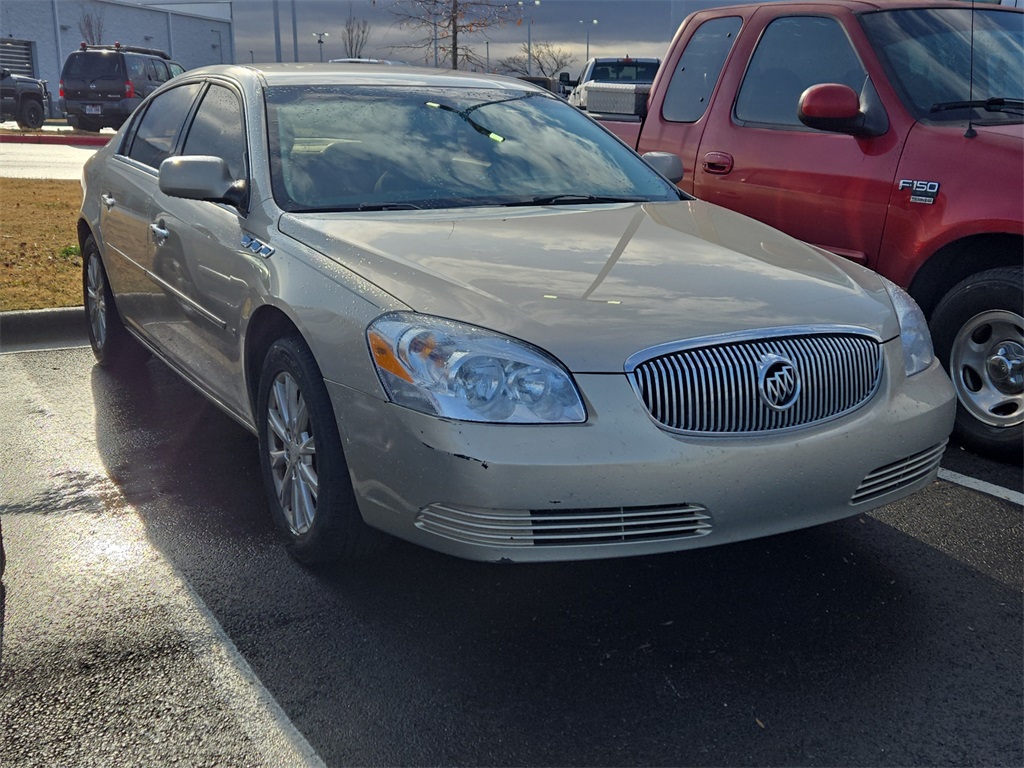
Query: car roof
178 63 553 92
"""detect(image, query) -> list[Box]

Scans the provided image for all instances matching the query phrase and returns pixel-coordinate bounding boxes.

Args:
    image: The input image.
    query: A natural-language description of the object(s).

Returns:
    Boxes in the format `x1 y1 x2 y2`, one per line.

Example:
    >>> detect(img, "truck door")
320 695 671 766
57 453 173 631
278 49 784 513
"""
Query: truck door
694 12 904 266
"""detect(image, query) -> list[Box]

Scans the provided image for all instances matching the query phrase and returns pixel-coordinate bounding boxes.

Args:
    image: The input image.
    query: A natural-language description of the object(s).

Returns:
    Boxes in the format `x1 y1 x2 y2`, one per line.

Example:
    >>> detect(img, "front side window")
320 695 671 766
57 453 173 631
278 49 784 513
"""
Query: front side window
662 16 742 123
183 84 247 183
735 16 866 127
860 7 1023 123
127 82 202 169
266 85 682 213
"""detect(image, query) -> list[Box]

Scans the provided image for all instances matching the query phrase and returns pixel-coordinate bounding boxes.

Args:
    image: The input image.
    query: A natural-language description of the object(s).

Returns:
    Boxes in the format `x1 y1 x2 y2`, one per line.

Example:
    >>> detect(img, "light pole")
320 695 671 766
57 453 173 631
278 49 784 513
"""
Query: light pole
580 19 598 60
518 0 540 76
312 31 328 62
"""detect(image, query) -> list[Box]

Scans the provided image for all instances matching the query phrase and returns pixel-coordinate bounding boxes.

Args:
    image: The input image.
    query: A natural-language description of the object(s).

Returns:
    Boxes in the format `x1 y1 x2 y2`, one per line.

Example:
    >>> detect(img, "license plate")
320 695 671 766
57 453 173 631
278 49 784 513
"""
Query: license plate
84 105 102 115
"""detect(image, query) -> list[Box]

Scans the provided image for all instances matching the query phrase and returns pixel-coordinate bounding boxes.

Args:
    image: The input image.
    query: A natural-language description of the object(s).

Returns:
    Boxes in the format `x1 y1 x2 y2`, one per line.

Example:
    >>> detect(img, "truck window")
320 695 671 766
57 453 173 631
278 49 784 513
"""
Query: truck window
662 16 742 123
735 16 866 127
860 7 1023 122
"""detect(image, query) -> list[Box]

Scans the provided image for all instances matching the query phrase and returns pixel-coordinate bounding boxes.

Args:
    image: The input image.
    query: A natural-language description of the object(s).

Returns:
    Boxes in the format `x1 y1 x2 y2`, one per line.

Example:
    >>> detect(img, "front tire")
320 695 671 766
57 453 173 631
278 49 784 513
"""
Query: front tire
931 266 1023 461
82 235 147 368
256 336 388 565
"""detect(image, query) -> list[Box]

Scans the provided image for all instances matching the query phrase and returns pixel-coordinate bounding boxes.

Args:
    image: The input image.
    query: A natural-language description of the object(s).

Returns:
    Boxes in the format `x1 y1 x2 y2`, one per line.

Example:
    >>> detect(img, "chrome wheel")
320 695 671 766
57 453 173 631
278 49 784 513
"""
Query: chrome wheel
86 253 108 351
266 371 319 535
950 309 1024 429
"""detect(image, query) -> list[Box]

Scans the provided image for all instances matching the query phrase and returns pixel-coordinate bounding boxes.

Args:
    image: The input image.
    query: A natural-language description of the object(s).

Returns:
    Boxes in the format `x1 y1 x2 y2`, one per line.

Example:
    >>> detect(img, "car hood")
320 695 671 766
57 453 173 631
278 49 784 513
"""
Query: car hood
279 201 899 372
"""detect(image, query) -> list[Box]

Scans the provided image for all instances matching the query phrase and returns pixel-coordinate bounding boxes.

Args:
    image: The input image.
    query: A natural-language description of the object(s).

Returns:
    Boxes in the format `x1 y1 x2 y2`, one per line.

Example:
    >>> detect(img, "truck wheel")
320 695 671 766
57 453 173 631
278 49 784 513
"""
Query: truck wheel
256 336 389 566
931 266 1023 461
16 99 44 130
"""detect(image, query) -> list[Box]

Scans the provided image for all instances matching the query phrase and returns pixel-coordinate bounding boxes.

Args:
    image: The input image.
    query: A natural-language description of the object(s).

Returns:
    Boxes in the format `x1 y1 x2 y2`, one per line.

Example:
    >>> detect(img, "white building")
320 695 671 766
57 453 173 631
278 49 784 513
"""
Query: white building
0 0 233 115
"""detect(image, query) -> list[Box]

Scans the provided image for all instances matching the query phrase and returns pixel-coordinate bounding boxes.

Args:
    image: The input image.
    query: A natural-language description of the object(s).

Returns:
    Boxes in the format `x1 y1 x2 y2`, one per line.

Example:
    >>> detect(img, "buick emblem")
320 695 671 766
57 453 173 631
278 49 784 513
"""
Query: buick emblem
758 354 800 411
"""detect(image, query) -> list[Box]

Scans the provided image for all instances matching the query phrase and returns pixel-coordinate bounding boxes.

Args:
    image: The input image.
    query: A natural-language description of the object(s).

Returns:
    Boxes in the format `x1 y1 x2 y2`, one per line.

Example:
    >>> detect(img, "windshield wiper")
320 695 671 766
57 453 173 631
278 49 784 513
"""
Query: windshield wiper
355 202 422 211
930 97 1024 115
507 194 649 207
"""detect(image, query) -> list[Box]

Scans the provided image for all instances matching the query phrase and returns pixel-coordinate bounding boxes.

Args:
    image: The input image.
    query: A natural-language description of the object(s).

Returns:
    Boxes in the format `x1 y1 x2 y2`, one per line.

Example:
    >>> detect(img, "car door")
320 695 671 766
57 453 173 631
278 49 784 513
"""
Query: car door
0 70 16 120
148 81 255 414
693 10 904 266
97 82 202 322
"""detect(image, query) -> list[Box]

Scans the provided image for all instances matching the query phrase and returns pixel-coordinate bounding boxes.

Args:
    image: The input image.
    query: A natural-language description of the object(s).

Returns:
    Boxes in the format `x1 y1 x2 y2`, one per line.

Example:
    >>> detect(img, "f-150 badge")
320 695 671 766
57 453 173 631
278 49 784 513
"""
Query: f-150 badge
898 179 940 205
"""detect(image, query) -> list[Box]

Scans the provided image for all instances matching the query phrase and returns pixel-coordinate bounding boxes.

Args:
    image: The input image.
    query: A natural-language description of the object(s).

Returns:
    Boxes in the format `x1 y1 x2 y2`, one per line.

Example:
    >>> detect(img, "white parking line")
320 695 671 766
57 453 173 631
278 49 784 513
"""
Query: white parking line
938 469 1024 506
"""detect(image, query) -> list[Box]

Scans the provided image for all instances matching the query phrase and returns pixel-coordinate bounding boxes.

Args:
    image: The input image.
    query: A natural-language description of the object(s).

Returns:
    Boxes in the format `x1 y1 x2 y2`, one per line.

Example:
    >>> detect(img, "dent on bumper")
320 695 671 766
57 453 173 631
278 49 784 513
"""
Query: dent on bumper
326 353 955 562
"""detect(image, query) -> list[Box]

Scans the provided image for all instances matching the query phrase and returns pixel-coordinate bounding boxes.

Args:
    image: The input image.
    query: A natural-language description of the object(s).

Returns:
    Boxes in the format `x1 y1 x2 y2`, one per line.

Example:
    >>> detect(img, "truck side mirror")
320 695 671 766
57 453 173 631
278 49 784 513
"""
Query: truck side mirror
798 82 887 138
0 69 9 80
642 151 684 184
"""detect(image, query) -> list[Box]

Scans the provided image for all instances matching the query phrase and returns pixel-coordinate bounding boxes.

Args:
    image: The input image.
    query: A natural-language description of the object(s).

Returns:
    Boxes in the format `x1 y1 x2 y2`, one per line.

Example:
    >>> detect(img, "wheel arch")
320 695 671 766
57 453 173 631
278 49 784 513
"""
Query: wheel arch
243 304 303 415
908 233 1023 318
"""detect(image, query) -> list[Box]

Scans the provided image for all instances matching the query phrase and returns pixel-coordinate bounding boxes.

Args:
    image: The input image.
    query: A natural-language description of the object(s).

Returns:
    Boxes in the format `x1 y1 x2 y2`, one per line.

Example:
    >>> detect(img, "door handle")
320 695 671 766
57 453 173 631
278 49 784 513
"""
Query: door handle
100 194 115 209
702 151 734 175
149 222 169 245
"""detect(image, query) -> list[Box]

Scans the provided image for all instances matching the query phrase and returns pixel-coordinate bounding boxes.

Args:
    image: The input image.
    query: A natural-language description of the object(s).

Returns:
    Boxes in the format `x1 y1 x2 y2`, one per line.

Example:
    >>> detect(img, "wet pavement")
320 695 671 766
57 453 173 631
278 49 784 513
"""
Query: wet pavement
0 332 1021 766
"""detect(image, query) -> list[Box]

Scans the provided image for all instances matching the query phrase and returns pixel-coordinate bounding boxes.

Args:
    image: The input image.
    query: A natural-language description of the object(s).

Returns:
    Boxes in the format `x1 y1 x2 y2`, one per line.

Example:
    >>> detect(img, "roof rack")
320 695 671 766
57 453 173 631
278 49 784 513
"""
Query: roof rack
78 41 171 60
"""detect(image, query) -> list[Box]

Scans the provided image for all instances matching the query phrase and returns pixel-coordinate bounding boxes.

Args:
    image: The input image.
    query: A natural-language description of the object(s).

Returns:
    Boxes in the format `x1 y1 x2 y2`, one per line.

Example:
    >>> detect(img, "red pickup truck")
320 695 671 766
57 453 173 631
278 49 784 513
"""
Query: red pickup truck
596 0 1022 459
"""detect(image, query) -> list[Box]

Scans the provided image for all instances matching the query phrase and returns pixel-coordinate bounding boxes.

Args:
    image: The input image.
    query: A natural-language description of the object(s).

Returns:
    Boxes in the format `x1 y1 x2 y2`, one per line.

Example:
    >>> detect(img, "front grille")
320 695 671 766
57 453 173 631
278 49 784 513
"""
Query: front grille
416 503 712 547
630 330 882 434
851 440 947 504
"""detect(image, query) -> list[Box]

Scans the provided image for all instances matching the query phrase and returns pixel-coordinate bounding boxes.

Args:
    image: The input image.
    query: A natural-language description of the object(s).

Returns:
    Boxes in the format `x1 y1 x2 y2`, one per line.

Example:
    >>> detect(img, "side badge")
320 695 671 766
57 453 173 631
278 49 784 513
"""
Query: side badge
898 179 940 205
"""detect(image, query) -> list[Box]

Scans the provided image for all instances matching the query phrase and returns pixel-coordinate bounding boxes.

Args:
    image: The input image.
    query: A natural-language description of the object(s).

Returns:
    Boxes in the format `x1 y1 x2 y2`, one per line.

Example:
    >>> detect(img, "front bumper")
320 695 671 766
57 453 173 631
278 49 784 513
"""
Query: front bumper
326 343 955 562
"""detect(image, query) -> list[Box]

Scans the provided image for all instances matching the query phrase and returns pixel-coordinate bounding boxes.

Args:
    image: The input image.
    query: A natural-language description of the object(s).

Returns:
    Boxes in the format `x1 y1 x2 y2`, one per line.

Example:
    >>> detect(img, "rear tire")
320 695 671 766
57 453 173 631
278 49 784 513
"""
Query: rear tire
82 235 148 368
256 335 389 565
931 266 1023 461
16 99 44 130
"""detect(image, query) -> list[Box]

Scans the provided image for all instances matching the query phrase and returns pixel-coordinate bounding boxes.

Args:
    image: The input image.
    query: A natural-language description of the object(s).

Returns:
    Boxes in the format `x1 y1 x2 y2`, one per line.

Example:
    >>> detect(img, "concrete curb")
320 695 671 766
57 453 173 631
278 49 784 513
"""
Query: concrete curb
0 132 110 147
0 307 89 352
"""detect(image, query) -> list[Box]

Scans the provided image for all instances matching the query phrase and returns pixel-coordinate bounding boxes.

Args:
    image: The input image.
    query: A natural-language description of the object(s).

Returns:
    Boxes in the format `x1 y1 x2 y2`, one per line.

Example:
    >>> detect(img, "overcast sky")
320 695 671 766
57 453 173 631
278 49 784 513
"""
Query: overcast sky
146 0 736 71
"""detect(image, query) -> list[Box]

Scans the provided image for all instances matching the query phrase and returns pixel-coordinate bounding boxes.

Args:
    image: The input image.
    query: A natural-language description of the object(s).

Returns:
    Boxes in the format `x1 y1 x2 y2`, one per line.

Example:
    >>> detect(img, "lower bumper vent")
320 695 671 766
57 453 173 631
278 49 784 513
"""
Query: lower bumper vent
851 440 948 505
416 503 713 548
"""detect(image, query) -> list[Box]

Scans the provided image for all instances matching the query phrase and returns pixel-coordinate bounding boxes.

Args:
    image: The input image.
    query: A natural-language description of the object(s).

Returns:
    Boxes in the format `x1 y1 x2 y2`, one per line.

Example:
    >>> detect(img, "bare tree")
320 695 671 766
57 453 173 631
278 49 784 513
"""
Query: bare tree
76 2 105 45
343 10 371 58
387 0 522 70
498 41 575 77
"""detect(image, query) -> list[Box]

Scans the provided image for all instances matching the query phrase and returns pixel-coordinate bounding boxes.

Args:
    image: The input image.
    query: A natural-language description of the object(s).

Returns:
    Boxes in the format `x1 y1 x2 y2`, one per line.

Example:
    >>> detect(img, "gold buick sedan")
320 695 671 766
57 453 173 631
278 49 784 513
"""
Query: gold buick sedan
79 64 955 565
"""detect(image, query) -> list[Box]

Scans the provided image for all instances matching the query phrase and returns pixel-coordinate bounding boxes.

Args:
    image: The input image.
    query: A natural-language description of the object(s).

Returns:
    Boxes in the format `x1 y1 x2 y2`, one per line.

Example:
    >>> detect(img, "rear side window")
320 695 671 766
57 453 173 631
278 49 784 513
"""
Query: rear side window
126 82 202 169
125 55 146 82
662 16 742 122
63 52 122 79
735 16 866 127
147 59 170 83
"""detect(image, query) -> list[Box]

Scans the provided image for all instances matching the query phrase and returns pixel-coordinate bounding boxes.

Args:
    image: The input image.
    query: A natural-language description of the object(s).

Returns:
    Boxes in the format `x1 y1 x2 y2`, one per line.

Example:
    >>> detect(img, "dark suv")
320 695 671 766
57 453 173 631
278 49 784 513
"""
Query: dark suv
59 42 184 132
0 68 50 129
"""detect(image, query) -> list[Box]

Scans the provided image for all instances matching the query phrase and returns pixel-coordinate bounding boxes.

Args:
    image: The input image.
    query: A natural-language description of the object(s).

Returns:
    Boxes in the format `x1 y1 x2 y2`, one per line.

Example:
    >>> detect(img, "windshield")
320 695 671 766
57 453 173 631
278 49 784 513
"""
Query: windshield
265 85 681 213
860 8 1023 123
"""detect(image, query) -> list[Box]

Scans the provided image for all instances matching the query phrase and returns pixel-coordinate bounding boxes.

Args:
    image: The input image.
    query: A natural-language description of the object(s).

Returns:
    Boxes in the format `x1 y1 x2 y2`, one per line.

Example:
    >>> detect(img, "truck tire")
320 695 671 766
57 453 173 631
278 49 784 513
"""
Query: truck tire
16 99 44 130
931 266 1023 461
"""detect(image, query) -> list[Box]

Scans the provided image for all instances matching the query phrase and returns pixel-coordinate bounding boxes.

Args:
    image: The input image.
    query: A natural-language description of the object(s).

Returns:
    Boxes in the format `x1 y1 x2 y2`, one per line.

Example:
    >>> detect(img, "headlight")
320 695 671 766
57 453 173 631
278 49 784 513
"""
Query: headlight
881 277 933 376
367 313 586 424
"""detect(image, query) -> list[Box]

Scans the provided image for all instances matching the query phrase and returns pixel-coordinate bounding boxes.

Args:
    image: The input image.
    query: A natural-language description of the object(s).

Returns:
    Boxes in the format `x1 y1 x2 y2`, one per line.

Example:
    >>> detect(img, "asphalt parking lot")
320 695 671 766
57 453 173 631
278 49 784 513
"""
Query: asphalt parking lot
0 313 1021 767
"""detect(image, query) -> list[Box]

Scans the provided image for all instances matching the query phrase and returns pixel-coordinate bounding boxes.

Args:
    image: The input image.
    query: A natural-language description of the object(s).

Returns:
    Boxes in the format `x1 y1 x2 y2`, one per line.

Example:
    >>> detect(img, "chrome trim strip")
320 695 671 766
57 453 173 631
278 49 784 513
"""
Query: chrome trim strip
623 325 884 373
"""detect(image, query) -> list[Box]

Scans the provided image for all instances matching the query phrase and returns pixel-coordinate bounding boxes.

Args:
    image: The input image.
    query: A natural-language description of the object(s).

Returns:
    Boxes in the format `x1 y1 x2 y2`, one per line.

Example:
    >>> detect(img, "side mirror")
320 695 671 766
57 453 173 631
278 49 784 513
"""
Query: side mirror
559 72 570 84
642 151 684 184
0 69 10 80
798 82 888 138
159 156 246 208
